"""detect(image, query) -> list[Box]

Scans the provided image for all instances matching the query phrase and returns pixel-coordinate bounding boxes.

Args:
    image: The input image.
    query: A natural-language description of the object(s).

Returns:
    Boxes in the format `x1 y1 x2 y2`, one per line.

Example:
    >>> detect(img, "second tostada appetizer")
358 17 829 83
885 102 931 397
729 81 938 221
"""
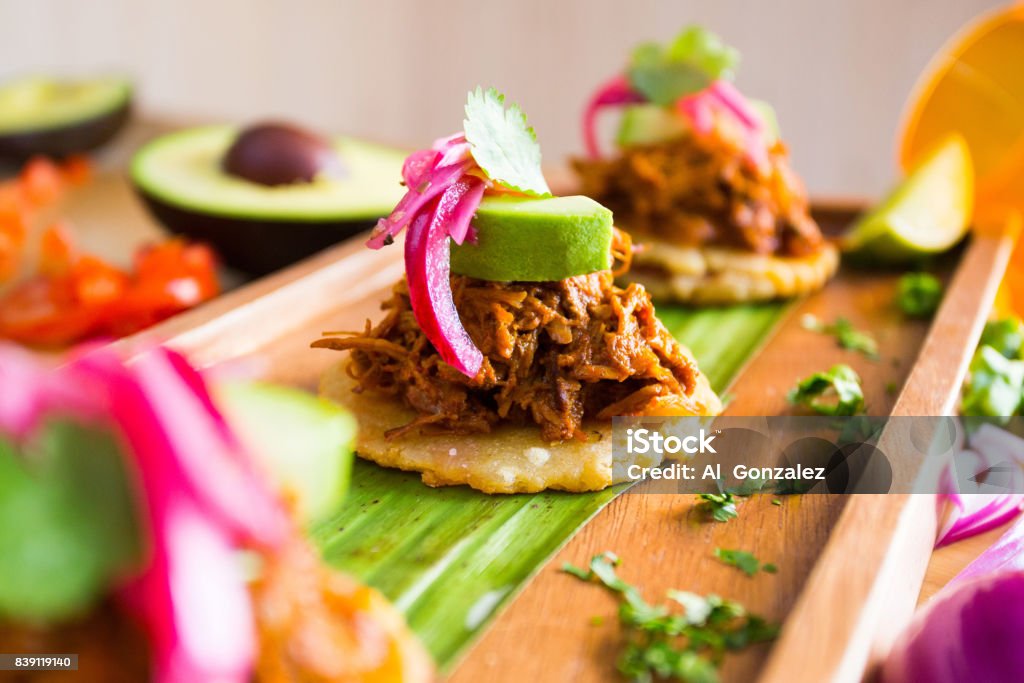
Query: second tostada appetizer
314 88 720 494
573 27 839 304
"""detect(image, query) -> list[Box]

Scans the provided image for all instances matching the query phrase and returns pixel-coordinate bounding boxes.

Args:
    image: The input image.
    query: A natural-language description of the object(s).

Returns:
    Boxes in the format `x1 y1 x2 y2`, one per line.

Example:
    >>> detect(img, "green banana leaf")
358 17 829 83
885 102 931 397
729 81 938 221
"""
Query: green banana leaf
309 302 788 669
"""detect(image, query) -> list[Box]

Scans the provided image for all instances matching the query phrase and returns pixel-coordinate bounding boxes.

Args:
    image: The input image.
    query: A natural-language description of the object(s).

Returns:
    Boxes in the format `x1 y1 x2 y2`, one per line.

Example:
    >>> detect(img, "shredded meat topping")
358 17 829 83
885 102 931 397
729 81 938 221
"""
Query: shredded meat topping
572 132 825 257
251 536 430 683
0 604 149 683
314 264 699 443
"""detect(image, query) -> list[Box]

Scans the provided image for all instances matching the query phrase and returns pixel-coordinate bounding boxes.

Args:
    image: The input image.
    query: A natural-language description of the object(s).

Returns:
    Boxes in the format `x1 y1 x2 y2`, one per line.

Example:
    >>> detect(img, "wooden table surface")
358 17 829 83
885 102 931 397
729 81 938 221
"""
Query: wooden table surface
40 136 1016 681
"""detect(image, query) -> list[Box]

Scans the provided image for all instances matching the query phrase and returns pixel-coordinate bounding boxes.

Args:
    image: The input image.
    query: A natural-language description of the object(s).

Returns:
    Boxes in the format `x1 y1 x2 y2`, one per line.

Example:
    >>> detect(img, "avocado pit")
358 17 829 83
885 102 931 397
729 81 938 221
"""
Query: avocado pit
222 121 344 186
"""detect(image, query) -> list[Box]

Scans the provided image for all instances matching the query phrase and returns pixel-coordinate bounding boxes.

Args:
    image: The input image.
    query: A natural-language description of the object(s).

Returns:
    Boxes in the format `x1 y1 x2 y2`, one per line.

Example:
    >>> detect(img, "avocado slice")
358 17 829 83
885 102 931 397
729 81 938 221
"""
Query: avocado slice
617 104 689 147
0 76 131 160
616 100 780 148
216 381 356 523
130 125 407 274
450 195 613 282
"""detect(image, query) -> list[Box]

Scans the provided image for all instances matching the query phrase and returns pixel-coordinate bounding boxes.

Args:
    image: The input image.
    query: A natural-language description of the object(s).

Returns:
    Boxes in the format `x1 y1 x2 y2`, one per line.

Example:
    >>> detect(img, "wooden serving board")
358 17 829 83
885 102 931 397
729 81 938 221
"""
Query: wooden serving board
39 133 1012 683
109 206 1015 682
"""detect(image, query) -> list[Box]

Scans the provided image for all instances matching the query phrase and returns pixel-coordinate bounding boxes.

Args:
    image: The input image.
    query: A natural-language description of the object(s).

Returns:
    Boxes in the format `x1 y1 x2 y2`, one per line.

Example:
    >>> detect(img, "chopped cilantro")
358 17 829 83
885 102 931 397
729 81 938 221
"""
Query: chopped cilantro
787 364 865 416
801 314 879 359
696 491 738 522
837 415 886 446
885 381 899 395
561 561 593 581
713 548 758 577
979 318 1024 359
771 499 782 506
962 318 1024 419
627 26 739 106
962 344 1024 418
725 475 771 496
463 87 551 197
714 549 777 577
563 552 778 682
897 273 943 318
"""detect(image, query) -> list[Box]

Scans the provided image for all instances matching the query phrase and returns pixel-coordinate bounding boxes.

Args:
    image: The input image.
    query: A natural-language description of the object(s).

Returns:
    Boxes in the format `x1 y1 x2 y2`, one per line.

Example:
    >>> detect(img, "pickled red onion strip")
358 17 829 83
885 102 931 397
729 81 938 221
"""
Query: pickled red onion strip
367 159 471 249
366 134 490 377
404 181 484 378
581 75 645 158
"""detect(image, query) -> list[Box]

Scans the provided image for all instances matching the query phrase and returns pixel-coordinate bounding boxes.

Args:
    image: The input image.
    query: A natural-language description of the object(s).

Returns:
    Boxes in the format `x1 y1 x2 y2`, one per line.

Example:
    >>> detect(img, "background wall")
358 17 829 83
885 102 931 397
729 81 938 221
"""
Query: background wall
0 0 1005 196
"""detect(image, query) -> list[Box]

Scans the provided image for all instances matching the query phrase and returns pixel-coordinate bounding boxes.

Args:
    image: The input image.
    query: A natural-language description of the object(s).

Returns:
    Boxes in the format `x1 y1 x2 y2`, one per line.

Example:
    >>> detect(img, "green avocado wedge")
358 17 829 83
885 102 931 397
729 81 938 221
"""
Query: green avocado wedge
616 100 780 149
617 103 689 147
450 195 613 282
216 382 356 524
0 75 132 160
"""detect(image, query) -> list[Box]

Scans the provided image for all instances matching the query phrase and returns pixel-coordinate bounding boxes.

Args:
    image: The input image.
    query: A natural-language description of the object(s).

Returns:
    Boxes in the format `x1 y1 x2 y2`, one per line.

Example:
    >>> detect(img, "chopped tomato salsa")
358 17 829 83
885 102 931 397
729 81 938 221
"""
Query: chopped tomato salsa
0 155 221 347
0 238 220 347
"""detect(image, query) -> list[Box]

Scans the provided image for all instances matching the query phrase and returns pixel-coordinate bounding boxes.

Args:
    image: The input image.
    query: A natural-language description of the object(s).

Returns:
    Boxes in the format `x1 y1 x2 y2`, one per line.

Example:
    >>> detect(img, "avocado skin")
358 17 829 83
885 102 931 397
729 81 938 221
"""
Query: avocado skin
0 100 131 161
135 186 376 275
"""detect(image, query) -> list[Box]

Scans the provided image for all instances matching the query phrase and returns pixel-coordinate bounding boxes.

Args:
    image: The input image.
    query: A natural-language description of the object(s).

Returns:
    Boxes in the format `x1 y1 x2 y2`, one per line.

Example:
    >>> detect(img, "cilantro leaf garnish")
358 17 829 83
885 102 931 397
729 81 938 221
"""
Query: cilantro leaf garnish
725 475 771 497
897 272 943 319
787 364 865 416
714 548 775 577
801 314 879 359
962 344 1024 418
0 421 142 622
463 87 551 197
696 491 738 522
961 318 1024 419
979 318 1024 359
563 552 778 682
627 26 739 106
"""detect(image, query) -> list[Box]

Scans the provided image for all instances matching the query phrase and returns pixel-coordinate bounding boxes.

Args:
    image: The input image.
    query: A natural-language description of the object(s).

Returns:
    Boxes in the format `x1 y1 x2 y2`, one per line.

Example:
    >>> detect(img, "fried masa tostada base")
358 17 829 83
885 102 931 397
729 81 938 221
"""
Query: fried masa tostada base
629 237 839 304
321 364 720 494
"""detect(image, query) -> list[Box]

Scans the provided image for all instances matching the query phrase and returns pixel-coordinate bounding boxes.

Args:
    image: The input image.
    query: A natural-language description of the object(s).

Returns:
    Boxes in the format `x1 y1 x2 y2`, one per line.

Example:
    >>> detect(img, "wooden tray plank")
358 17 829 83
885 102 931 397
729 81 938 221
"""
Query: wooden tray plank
106 160 1015 682
921 521 1012 602
758 230 1017 683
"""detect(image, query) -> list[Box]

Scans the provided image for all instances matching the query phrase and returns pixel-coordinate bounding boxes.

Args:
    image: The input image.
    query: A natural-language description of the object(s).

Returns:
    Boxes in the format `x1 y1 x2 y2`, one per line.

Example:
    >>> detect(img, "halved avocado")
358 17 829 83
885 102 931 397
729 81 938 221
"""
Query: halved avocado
130 125 407 274
0 76 132 160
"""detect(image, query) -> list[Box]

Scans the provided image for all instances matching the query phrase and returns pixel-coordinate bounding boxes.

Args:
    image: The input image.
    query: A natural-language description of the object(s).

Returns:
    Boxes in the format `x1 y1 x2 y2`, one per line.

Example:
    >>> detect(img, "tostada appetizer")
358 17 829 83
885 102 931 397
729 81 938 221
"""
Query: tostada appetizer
573 27 838 304
0 346 432 682
314 88 720 495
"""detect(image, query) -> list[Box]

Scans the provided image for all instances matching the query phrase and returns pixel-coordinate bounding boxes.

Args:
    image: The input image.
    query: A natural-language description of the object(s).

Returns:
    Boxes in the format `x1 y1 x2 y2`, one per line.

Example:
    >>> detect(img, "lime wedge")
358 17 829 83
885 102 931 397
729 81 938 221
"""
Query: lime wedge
842 133 974 264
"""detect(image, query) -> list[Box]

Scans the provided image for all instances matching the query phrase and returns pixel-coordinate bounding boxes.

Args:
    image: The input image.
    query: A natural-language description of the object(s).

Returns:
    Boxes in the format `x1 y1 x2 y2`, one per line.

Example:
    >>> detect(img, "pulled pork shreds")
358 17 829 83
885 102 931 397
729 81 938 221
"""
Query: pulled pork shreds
572 133 825 258
251 536 431 683
0 604 150 683
314 267 699 443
